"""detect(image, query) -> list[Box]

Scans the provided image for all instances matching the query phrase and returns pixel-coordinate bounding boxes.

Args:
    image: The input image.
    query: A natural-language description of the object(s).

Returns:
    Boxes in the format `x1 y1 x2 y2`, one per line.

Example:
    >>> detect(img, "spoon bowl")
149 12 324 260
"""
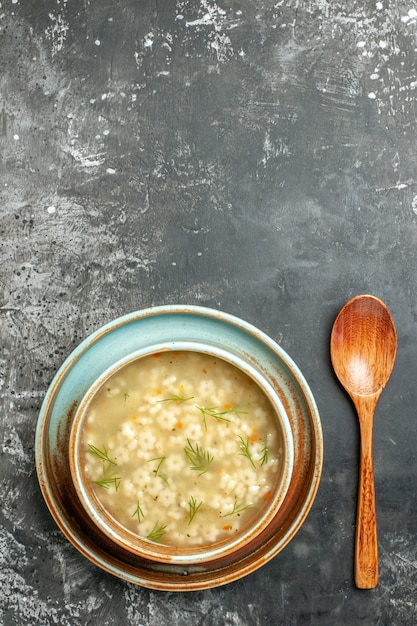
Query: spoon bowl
330 295 397 588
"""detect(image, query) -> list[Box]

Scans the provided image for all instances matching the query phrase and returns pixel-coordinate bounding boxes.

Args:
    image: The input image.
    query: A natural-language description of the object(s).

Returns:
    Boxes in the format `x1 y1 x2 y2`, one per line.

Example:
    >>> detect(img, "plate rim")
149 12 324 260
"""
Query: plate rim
35 305 323 591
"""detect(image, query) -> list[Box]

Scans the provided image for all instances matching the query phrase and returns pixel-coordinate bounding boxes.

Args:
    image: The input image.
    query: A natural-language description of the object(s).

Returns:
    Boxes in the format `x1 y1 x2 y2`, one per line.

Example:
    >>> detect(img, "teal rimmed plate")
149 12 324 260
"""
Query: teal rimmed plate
35 305 322 591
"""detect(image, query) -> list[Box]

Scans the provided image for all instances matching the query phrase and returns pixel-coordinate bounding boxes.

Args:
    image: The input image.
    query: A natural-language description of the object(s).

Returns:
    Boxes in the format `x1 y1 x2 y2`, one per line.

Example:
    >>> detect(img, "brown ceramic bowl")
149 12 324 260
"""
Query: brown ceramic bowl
69 345 294 567
35 306 323 590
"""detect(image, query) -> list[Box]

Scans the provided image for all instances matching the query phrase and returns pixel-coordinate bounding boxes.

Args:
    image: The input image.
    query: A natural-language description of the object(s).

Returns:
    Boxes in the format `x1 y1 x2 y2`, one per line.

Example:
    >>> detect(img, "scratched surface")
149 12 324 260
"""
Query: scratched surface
1 0 417 624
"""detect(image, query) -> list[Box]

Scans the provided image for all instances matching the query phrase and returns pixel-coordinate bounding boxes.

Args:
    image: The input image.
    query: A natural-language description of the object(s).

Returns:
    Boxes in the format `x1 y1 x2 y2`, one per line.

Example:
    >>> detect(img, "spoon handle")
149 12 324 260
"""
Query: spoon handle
355 396 378 589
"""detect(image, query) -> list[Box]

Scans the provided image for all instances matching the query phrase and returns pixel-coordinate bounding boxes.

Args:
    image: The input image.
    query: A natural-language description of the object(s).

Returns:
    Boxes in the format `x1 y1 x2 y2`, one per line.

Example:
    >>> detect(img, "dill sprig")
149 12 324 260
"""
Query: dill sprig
195 405 231 431
132 501 144 522
93 476 121 491
146 522 167 542
188 496 203 525
259 440 268 466
147 456 168 483
184 439 214 475
88 444 121 490
87 443 117 466
220 496 254 518
227 406 248 417
237 435 256 468
158 394 195 404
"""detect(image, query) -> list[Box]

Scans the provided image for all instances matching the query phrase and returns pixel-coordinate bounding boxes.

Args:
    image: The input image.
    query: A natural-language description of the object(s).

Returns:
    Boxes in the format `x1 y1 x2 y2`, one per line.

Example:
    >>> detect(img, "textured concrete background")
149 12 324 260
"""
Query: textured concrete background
1 0 416 624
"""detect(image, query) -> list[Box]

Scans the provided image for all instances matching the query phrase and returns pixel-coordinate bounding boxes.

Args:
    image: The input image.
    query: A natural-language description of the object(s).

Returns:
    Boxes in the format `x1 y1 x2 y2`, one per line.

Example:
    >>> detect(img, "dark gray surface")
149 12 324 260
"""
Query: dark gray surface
1 1 416 624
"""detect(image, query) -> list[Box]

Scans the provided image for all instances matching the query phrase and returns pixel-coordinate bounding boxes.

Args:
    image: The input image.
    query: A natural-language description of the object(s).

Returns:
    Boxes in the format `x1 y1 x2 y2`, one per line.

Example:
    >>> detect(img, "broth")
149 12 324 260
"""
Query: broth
81 351 283 547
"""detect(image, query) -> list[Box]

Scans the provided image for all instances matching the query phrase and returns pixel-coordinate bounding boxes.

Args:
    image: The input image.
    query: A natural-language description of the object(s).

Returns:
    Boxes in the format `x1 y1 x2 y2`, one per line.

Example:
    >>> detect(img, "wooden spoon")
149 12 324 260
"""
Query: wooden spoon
330 295 397 589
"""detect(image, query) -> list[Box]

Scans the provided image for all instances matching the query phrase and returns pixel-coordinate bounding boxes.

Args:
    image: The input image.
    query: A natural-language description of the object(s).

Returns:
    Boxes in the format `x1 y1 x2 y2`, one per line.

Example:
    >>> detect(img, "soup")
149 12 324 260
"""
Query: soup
80 351 283 547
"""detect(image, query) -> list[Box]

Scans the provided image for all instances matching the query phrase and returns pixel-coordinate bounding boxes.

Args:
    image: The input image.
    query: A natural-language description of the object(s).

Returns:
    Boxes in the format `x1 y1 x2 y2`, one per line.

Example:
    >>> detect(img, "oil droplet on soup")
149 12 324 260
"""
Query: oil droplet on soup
82 351 283 547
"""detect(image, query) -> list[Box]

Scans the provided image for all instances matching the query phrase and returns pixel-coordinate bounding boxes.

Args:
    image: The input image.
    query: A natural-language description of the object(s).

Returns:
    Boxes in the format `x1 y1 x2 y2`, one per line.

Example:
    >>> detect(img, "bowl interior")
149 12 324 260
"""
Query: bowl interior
69 342 294 565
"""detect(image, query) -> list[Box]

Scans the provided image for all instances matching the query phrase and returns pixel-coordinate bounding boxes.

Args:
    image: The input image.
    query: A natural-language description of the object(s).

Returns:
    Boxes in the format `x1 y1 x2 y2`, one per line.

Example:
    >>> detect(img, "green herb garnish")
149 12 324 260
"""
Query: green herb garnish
220 497 254 517
132 501 145 522
228 406 248 417
87 443 117 466
237 435 256 468
88 444 120 490
259 440 268 466
195 405 231 430
188 496 203 525
147 456 168 483
146 522 167 542
184 439 214 475
93 476 121 490
158 394 195 404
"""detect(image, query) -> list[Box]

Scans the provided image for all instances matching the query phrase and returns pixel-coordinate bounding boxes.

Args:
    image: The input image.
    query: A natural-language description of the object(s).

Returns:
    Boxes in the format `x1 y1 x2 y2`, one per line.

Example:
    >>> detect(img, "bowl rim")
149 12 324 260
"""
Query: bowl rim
35 304 323 591
69 341 295 564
